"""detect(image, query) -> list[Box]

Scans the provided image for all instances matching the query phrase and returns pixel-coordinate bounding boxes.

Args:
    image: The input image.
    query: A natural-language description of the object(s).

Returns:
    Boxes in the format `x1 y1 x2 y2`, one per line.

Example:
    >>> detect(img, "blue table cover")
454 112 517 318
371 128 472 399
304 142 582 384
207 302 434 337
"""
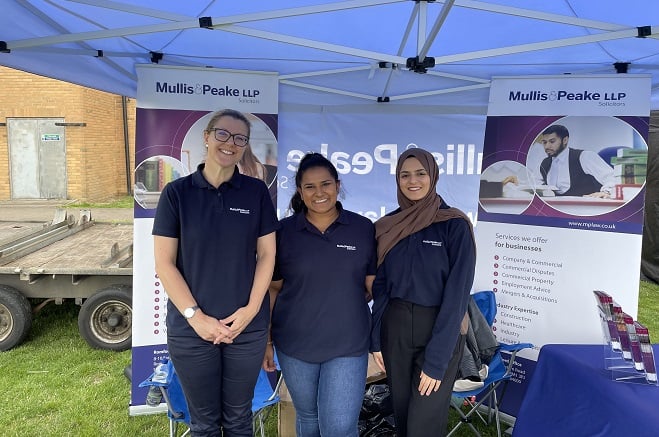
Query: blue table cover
513 344 659 437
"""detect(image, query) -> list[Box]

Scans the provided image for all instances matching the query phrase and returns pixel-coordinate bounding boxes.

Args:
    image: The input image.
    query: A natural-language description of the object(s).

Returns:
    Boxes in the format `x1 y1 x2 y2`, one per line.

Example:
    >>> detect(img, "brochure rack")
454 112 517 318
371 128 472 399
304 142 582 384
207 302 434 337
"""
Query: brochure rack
593 290 658 386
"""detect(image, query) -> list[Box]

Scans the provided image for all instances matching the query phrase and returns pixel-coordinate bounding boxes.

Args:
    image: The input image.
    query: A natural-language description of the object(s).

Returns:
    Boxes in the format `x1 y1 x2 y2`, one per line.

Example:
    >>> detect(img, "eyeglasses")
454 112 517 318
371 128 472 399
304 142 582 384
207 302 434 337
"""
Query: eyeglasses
209 128 249 148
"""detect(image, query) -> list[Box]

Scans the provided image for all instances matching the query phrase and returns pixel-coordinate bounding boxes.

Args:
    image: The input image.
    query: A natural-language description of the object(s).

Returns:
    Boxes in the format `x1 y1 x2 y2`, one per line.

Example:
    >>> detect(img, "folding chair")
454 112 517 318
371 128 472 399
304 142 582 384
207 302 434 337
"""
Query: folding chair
252 360 283 437
139 360 191 437
139 357 283 437
448 291 533 437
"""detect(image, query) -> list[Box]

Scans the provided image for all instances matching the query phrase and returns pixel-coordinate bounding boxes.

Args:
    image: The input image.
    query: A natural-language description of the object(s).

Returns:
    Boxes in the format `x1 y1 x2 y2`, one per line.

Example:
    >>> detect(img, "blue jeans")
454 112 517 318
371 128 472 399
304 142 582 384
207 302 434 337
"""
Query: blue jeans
277 350 368 437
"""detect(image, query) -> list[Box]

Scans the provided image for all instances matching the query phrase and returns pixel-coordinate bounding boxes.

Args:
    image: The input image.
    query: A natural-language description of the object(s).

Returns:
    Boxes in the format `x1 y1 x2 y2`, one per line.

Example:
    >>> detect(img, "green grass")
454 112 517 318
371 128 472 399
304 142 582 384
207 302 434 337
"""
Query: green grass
0 301 163 436
0 300 276 437
638 280 659 334
67 195 133 209
1 281 657 436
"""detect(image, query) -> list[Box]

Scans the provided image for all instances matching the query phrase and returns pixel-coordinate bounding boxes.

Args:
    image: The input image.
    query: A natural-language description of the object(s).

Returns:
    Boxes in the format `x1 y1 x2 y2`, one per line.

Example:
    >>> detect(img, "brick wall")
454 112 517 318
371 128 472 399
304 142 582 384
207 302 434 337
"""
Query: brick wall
0 66 135 201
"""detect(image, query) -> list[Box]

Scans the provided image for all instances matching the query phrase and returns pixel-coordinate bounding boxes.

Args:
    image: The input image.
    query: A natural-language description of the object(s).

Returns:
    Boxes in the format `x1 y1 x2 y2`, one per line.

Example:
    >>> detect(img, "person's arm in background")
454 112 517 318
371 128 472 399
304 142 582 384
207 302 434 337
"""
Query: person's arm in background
501 175 519 186
263 279 283 372
365 275 375 302
222 231 276 340
154 235 231 343
364 224 377 302
580 151 616 198
370 264 388 373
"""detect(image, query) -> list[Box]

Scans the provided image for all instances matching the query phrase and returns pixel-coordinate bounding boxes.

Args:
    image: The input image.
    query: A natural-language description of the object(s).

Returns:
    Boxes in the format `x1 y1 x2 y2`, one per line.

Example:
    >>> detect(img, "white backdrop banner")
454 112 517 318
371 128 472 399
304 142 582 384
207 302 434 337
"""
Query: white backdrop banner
130 65 279 414
474 74 651 416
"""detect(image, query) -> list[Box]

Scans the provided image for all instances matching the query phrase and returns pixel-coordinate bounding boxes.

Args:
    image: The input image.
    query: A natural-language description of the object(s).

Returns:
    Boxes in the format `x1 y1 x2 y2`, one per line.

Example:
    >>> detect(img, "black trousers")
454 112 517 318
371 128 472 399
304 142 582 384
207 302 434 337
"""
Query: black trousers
381 299 466 437
168 329 267 437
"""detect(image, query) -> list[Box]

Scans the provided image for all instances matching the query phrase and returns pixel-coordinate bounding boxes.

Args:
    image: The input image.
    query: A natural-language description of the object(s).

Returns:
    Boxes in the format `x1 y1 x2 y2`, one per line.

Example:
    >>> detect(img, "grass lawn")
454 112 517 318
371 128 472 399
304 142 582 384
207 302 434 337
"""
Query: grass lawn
66 195 134 209
1 280 657 436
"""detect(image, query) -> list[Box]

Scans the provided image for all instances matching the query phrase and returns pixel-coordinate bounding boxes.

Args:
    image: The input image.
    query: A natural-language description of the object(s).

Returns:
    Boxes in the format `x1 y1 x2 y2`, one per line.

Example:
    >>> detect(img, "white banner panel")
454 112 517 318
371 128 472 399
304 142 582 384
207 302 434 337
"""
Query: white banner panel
136 64 278 112
474 222 643 344
277 111 485 221
476 74 651 416
130 65 278 413
488 74 651 116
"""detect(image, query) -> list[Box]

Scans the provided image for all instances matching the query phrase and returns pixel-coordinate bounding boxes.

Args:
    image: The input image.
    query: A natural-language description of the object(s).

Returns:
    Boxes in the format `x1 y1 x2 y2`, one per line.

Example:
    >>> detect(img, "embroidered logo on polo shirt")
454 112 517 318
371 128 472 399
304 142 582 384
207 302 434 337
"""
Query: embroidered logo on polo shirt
336 244 357 251
229 207 250 215
422 240 443 247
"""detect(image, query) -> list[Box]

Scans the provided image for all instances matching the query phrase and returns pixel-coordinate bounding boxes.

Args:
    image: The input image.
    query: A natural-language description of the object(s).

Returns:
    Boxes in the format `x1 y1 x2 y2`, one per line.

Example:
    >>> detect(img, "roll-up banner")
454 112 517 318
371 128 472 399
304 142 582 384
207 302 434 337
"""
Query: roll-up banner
474 74 651 416
130 65 279 414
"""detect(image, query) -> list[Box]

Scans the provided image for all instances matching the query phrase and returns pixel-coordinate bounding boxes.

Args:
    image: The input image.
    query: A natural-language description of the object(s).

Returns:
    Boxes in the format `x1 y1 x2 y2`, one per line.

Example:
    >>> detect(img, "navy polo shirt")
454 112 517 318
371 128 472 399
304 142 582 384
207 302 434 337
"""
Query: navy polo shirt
271 205 376 363
153 164 280 338
370 204 475 380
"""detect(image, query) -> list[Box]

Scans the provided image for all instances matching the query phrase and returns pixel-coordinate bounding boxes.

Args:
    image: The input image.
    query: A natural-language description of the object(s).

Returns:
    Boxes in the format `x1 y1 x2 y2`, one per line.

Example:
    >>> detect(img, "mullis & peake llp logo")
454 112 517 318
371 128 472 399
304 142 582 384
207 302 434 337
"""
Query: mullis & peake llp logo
155 81 261 100
508 89 628 106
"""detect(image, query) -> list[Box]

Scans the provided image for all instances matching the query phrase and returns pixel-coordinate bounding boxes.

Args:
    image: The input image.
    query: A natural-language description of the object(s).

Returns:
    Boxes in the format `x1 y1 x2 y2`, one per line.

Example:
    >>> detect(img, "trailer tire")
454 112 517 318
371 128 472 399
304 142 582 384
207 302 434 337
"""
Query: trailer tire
0 285 33 352
78 285 132 351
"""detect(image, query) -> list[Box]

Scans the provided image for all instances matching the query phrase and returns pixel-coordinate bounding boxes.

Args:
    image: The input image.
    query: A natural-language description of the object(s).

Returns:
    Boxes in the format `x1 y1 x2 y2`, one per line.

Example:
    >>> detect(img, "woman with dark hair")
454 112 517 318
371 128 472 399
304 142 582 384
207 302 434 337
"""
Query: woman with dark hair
370 148 476 437
263 152 376 437
153 108 279 436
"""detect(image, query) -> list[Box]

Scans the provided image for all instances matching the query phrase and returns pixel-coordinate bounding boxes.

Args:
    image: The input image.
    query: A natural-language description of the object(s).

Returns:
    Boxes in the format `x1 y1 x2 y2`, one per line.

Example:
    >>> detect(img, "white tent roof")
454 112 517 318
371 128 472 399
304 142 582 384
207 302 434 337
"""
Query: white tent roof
2 0 659 111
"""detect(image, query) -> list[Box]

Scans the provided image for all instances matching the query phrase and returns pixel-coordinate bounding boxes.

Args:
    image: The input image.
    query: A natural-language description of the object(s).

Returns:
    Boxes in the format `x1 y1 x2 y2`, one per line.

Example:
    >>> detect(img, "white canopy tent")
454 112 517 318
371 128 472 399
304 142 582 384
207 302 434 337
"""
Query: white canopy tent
2 0 659 111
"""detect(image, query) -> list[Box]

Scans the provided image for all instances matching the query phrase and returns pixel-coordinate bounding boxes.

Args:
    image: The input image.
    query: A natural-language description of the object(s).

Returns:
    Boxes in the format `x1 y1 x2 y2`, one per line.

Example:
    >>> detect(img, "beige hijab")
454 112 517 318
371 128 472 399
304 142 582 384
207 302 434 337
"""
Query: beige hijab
375 148 474 334
375 148 474 267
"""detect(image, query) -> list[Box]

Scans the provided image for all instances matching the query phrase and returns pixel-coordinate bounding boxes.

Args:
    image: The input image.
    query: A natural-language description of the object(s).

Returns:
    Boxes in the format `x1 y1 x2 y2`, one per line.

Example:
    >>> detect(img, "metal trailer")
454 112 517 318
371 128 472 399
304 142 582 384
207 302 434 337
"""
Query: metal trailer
0 210 133 352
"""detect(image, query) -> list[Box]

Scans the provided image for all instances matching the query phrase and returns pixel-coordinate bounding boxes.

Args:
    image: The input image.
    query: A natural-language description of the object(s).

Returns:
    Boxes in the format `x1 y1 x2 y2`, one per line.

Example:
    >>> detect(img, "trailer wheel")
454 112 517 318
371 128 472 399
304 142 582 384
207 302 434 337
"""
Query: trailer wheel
78 285 132 351
0 285 33 351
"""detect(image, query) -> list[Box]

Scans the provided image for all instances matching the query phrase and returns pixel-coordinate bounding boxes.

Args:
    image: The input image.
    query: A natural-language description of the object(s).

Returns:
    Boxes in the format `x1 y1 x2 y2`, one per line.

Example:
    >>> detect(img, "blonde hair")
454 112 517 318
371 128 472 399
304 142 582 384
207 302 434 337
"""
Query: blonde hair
239 145 266 181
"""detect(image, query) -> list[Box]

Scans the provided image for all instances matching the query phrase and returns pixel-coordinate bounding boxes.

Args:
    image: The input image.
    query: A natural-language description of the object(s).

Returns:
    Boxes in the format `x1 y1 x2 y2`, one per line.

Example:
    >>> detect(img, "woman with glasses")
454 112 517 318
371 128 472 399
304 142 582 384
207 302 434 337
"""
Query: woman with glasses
153 108 279 436
370 148 476 437
263 153 376 437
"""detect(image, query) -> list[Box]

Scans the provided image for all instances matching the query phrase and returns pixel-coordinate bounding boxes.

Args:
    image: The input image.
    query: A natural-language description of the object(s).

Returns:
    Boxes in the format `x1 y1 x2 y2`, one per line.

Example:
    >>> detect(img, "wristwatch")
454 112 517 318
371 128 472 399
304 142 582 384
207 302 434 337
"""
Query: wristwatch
183 305 199 319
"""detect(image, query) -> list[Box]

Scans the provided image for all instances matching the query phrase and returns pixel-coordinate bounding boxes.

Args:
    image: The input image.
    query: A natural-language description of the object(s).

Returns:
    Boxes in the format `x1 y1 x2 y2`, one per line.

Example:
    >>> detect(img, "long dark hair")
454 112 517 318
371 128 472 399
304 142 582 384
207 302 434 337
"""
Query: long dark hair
289 153 340 214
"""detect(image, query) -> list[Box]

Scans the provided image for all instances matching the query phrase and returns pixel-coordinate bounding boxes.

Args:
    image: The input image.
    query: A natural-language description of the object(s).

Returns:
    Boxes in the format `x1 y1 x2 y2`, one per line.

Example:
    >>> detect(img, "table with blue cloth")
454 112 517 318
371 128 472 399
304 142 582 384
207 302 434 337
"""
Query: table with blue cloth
512 344 659 437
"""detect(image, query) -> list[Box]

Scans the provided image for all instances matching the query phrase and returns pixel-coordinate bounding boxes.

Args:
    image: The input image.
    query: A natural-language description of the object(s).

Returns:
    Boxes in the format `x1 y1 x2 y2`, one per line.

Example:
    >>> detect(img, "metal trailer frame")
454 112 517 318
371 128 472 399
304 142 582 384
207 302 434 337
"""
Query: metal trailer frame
0 210 133 351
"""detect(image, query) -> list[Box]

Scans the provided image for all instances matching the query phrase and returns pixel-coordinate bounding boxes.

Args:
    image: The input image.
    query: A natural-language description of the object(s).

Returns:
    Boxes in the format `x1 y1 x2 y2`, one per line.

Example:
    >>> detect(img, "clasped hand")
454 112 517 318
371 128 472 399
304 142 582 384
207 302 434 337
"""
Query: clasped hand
188 306 256 344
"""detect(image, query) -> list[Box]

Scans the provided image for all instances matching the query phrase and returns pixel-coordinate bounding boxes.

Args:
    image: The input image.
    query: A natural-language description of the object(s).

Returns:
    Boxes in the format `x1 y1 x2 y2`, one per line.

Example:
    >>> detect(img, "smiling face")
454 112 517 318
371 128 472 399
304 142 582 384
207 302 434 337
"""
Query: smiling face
297 166 340 217
203 115 249 171
541 132 568 158
398 156 431 202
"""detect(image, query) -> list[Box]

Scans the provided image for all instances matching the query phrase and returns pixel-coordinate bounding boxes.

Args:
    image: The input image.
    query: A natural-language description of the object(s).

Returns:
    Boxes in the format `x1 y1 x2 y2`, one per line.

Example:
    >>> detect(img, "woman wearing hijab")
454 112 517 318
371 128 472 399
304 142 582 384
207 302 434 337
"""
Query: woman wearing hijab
370 148 476 437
